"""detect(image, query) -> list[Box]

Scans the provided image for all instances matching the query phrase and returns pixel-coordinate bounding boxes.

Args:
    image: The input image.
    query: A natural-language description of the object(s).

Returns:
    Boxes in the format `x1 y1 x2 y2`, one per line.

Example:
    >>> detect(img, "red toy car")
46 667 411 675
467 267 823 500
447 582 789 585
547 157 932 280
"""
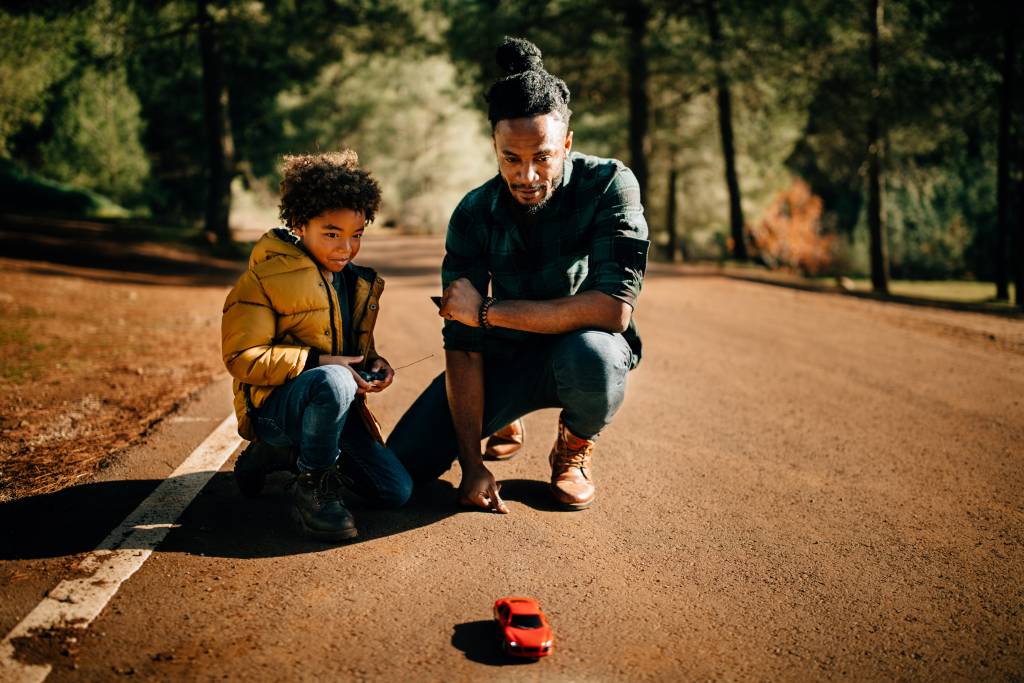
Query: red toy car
493 597 554 658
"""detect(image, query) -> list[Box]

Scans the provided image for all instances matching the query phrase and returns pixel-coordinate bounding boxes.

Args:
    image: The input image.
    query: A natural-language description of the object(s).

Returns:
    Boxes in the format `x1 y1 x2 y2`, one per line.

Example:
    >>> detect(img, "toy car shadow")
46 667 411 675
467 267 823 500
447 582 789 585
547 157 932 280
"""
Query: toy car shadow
450 621 539 666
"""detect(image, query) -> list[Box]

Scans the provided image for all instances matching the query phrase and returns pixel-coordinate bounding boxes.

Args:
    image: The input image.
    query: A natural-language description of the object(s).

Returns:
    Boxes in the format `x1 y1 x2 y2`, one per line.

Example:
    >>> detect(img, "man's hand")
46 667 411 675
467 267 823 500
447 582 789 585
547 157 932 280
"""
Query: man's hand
318 354 372 394
363 357 395 393
440 278 483 327
458 462 509 513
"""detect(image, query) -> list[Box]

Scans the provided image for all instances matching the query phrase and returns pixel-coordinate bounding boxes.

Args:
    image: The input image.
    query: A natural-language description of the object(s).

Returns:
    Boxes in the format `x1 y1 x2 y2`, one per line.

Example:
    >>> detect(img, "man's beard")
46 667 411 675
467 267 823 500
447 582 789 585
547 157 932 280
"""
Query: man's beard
506 168 563 216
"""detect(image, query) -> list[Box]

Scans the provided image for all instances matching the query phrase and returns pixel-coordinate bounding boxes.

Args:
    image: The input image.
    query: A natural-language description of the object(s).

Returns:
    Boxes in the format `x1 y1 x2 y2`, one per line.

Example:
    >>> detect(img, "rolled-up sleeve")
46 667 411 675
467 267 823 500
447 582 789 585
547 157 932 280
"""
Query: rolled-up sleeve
586 166 650 308
441 200 490 353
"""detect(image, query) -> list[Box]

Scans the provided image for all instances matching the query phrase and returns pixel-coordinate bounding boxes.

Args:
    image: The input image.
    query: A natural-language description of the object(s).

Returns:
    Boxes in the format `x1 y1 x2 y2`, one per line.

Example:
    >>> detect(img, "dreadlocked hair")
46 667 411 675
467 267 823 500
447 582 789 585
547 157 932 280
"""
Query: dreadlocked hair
278 150 382 229
485 37 572 129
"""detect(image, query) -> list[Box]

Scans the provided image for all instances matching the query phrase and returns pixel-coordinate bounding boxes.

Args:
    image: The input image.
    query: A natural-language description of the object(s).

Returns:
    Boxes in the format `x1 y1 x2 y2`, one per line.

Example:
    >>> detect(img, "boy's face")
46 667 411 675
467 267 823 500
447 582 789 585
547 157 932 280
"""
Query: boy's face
293 208 365 273
492 113 572 212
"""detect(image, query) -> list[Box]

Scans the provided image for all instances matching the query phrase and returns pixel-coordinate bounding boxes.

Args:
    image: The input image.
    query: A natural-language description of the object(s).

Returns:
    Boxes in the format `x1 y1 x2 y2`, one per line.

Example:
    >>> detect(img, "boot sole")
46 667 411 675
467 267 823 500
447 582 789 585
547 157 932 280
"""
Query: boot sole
483 440 523 461
483 451 519 462
290 507 359 542
549 485 594 511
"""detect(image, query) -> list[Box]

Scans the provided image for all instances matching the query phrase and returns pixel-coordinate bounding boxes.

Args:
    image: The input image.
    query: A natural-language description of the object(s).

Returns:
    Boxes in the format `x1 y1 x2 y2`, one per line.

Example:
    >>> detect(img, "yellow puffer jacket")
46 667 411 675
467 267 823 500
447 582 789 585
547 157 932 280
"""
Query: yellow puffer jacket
222 228 386 442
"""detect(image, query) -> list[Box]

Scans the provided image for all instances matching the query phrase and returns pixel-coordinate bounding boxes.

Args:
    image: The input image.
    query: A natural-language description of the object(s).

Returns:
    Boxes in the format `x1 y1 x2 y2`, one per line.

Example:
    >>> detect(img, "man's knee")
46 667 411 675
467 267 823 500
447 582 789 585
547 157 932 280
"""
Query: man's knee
551 330 631 391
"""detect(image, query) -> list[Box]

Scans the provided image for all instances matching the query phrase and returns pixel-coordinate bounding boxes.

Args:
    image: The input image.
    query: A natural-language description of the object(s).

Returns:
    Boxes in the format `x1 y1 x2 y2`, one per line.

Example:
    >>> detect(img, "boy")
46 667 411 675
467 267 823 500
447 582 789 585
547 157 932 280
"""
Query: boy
222 150 411 542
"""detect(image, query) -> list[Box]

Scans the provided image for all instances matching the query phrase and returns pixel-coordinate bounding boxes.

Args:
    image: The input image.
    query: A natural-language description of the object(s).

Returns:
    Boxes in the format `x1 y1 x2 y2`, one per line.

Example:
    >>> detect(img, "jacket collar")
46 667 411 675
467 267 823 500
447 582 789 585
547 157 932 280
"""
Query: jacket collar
257 227 380 284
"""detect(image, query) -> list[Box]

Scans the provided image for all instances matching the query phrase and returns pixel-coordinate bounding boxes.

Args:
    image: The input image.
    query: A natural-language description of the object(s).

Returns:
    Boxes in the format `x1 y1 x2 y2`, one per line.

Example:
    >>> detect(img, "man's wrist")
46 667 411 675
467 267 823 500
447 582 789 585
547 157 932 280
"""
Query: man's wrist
458 453 486 472
478 296 497 329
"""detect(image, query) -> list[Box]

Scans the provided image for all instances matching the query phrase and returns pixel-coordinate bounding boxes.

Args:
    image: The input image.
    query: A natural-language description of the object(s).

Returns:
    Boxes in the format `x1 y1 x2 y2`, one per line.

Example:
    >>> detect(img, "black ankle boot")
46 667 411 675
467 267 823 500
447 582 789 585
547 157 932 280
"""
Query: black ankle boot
290 466 358 542
234 441 298 497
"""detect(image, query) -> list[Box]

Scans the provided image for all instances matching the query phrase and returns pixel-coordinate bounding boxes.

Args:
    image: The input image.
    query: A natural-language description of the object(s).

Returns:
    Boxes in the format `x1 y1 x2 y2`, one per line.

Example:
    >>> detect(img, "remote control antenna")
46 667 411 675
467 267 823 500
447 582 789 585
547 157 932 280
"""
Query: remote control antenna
393 354 435 371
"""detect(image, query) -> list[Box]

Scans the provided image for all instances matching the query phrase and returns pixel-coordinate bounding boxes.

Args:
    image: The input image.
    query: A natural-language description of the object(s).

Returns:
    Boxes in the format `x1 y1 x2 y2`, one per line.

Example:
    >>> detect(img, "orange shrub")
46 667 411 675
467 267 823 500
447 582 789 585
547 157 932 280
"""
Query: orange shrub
750 179 834 275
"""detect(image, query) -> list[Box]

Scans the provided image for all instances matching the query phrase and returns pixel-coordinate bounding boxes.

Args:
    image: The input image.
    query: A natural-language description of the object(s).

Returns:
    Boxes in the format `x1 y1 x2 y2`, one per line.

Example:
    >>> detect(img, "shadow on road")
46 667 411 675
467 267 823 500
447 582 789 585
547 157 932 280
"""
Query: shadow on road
0 474 458 560
451 620 536 666
0 479 163 560
0 217 244 288
497 478 569 513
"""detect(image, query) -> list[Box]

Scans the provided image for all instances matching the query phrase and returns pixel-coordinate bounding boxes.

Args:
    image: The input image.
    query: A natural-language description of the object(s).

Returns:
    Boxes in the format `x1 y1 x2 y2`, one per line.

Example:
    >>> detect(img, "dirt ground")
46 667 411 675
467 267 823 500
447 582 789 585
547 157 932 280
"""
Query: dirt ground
2 230 1023 681
0 218 241 500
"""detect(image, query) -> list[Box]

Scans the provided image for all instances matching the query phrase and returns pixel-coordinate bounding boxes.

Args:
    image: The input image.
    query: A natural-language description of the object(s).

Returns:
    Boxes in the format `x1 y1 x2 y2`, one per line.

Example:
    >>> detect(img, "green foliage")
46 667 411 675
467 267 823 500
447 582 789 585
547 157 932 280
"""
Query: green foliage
36 65 150 204
0 10 78 153
0 157 129 218
123 0 426 222
306 54 494 232
1 3 150 209
0 0 1017 283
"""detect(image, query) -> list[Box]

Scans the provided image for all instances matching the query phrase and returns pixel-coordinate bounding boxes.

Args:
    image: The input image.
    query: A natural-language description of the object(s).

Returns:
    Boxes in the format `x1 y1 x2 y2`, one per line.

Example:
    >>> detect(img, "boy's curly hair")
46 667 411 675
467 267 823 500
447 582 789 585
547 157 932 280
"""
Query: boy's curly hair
278 150 382 229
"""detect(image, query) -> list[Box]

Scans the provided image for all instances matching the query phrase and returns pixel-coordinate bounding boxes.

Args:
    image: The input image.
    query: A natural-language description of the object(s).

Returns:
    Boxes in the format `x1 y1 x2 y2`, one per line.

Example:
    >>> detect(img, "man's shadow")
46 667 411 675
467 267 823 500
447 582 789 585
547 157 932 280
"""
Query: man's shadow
496 478 567 512
0 472 458 560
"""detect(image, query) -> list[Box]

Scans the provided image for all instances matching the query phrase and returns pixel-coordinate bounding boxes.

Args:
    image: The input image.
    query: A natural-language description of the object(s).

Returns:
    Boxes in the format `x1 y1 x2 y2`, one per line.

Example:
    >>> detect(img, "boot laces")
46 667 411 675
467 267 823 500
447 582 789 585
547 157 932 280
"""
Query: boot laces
556 437 592 470
294 467 344 503
317 468 346 500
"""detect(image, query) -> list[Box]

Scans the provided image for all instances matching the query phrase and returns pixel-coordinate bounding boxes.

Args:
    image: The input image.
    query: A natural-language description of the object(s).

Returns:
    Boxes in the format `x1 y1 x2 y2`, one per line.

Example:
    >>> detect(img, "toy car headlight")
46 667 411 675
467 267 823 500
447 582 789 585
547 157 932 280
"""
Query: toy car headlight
542 640 552 648
509 642 519 647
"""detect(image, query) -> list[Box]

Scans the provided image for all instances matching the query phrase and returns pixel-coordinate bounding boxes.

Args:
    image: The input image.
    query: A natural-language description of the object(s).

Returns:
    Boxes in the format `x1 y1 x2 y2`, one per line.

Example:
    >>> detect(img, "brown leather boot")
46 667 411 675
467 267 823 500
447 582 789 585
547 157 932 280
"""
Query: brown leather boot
548 420 596 510
484 419 525 461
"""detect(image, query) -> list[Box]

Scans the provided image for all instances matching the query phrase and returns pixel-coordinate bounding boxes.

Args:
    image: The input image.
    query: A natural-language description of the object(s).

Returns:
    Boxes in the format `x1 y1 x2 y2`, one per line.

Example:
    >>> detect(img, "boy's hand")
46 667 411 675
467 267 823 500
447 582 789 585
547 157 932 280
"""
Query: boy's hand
319 354 372 394
363 358 394 393
440 278 483 327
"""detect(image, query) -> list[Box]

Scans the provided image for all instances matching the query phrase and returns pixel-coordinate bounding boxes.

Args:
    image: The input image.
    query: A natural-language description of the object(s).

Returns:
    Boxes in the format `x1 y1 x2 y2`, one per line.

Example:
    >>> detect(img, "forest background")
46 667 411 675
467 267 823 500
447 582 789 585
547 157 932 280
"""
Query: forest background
1 0 1022 304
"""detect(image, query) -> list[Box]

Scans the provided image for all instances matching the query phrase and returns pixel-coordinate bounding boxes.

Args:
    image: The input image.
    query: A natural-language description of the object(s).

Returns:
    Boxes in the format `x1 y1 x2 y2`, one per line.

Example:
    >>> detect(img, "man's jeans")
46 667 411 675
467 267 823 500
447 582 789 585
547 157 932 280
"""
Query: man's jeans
253 365 412 508
387 329 632 483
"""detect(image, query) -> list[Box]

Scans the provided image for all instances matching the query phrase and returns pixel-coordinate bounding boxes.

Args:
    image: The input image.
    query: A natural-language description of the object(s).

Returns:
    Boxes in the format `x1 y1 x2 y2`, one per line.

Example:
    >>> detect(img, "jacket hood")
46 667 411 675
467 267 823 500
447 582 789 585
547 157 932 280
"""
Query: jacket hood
248 228 304 268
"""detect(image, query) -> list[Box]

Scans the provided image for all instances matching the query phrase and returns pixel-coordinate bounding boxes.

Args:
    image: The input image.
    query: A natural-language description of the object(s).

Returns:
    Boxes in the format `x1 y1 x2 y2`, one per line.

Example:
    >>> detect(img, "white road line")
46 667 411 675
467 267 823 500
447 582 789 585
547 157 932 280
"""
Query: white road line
0 414 242 683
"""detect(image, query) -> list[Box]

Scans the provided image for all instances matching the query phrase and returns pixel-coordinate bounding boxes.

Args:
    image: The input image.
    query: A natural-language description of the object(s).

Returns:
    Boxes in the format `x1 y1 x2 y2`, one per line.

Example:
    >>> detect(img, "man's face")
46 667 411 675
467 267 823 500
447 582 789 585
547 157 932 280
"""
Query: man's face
293 208 365 273
493 113 573 211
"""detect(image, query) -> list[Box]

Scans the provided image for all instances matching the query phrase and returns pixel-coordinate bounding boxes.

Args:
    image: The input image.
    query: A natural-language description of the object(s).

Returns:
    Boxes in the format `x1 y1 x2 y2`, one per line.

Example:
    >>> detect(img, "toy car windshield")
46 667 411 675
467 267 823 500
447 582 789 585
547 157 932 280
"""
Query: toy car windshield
510 614 543 629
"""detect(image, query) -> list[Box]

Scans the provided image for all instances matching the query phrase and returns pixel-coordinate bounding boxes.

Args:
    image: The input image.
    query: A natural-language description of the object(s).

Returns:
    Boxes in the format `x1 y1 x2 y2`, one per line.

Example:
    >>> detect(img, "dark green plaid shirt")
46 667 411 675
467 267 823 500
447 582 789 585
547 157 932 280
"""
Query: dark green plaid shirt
442 151 649 368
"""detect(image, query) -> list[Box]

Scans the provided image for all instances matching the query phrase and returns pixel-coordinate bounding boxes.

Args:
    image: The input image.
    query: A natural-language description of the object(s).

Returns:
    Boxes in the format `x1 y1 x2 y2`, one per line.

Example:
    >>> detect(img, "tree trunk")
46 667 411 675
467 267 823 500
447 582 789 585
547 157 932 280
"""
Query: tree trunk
867 0 890 293
665 166 679 262
198 0 235 244
625 0 650 206
706 0 747 261
995 7 1015 301
1017 175 1024 310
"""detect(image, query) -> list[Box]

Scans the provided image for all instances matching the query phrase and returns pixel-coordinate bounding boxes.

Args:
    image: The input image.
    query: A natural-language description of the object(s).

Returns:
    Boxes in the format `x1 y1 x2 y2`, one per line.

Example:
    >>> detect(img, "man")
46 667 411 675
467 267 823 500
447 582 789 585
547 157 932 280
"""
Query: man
388 37 649 513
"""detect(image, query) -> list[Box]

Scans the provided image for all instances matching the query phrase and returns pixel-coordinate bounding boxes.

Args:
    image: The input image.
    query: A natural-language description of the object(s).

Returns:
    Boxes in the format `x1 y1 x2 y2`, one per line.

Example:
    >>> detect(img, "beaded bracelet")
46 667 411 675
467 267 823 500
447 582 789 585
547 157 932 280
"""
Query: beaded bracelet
478 297 497 329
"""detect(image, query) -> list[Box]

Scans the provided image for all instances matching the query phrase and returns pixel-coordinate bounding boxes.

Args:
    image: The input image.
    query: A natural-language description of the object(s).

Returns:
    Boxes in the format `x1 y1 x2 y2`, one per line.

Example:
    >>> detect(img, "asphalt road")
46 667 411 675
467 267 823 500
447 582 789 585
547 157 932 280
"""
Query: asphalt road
2 235 1022 681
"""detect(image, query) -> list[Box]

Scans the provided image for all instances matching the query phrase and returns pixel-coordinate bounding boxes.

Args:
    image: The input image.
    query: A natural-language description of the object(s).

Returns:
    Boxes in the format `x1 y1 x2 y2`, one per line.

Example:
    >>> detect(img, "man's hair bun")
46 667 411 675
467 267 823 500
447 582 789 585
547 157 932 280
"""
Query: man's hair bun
486 37 572 128
495 37 544 76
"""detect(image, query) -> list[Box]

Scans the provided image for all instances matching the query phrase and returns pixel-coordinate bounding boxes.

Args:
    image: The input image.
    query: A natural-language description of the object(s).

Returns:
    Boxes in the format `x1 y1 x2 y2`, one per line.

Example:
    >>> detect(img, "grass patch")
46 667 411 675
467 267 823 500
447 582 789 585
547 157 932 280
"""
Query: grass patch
0 158 131 219
819 278 1017 305
0 318 47 382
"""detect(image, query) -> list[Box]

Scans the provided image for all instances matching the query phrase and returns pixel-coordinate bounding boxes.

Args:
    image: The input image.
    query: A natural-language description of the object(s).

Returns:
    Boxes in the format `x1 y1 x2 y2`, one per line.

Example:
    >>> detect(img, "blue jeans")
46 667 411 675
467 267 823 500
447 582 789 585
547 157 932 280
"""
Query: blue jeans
387 330 632 483
253 365 413 508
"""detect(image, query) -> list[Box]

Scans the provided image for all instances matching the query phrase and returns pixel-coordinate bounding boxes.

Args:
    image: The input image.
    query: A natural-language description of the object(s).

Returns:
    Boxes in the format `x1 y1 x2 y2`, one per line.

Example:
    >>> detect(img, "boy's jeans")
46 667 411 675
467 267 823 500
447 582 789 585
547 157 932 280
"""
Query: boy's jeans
253 365 412 508
387 329 633 483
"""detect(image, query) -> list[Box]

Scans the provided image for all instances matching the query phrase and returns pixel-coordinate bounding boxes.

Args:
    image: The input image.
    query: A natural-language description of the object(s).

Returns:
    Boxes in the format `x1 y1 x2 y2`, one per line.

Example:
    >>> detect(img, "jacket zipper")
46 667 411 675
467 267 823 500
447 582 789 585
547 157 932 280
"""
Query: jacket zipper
358 277 384 361
315 268 339 355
